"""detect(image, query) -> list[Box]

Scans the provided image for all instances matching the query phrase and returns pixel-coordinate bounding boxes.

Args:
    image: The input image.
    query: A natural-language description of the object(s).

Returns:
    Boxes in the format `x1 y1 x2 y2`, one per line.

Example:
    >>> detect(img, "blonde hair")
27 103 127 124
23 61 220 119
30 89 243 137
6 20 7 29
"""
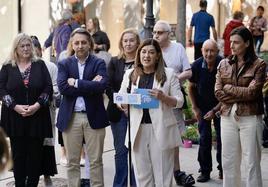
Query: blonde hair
5 33 37 66
118 28 140 59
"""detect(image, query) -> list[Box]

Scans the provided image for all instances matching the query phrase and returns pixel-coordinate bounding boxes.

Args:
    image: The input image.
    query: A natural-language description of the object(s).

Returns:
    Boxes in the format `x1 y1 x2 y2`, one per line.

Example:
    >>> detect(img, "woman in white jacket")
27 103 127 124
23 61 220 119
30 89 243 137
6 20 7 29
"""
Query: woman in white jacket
118 38 184 187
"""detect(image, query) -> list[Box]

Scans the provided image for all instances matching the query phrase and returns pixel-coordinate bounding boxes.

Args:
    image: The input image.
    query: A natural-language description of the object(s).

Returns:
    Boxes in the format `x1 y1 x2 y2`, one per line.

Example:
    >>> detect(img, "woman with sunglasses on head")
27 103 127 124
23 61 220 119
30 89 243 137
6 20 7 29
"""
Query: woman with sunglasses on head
0 33 53 186
118 39 184 187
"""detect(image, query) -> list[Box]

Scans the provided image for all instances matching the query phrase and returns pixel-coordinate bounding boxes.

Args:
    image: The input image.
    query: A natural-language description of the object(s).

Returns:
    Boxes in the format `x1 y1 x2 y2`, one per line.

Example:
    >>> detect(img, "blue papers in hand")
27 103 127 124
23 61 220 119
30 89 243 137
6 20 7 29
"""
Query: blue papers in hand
134 88 159 109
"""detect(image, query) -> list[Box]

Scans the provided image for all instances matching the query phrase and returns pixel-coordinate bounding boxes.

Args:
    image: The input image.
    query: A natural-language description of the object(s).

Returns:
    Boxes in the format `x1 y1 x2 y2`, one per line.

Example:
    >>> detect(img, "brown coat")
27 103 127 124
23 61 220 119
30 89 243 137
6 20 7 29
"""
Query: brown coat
215 58 266 116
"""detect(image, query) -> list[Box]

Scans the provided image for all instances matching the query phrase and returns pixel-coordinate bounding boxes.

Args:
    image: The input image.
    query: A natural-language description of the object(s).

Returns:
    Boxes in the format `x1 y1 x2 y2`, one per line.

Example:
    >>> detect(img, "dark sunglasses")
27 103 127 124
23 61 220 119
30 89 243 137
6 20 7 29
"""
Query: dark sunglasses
152 30 169 35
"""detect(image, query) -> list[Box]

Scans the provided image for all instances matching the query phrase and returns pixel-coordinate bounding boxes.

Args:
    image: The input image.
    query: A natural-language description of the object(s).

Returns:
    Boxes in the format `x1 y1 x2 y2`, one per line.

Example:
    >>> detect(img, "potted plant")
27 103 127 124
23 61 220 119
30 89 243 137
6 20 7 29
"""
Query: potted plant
182 124 199 148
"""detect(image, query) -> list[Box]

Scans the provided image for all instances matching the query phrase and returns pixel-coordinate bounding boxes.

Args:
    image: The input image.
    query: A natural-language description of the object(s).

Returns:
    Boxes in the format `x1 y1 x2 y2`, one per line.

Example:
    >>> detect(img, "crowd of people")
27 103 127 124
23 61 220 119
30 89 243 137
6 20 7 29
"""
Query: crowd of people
0 0 267 187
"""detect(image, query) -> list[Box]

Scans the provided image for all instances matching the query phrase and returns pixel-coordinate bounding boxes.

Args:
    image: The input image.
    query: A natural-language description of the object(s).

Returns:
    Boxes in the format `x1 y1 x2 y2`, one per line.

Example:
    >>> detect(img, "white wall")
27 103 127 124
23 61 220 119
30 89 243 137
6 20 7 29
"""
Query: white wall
0 1 18 65
22 0 50 60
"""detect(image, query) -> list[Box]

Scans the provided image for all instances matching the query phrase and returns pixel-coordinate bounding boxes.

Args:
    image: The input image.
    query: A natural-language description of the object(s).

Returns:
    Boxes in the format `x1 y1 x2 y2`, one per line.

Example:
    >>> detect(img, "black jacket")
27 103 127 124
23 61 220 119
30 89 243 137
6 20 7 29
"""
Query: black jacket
106 57 133 122
0 60 53 138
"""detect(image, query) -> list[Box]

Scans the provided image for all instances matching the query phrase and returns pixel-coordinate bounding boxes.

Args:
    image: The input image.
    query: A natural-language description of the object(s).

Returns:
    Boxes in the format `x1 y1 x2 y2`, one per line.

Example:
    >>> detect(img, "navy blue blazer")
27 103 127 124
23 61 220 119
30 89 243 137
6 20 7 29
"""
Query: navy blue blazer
56 55 109 132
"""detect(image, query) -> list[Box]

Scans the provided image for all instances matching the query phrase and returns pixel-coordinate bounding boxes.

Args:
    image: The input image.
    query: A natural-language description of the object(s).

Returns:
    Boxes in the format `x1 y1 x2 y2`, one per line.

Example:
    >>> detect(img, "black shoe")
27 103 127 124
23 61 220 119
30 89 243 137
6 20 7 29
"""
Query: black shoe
174 170 195 186
219 170 223 179
81 178 90 187
197 173 210 183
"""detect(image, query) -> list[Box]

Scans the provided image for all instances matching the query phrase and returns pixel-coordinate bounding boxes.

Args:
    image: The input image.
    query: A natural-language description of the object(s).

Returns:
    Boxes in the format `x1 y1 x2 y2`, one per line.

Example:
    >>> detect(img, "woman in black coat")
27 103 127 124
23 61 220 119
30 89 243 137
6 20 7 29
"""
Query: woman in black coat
106 28 140 187
0 33 53 186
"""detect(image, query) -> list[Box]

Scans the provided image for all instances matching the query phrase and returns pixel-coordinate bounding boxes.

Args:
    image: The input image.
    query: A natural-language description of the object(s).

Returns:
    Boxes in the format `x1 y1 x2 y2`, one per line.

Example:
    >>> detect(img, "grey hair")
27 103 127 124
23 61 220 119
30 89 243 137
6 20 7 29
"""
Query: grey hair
154 20 171 32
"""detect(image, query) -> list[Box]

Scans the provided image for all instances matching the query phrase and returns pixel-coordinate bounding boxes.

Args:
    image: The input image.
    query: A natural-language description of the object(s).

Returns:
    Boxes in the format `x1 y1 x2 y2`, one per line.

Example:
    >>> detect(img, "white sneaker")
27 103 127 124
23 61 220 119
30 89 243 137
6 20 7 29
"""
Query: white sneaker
60 157 68 167
80 158 85 166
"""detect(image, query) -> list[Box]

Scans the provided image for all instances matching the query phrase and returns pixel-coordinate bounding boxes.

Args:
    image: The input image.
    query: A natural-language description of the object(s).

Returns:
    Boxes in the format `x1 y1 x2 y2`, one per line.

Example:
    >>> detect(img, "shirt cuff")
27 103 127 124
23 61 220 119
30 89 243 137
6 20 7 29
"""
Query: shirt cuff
74 79 78 88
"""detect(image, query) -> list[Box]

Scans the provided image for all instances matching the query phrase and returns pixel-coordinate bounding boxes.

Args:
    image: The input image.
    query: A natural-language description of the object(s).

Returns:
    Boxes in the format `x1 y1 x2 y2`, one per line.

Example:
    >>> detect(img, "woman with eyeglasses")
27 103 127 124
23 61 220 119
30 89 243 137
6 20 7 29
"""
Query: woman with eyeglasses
0 33 53 186
118 39 184 186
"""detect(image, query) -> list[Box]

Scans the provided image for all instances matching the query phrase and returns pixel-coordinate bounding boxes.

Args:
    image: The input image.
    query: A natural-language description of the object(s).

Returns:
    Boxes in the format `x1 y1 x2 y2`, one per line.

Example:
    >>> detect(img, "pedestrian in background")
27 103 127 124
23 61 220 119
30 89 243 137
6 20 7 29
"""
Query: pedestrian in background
0 33 53 186
31 35 58 186
222 11 244 57
118 39 184 187
86 17 110 53
44 9 80 62
188 39 222 183
153 20 195 187
106 28 140 187
188 0 217 60
249 5 267 56
56 28 109 187
215 26 265 187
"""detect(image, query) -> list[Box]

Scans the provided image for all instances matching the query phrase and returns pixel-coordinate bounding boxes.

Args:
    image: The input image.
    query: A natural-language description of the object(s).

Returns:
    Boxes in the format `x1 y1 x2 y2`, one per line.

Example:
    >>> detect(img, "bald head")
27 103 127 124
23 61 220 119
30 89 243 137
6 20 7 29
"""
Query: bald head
202 39 218 50
202 39 219 64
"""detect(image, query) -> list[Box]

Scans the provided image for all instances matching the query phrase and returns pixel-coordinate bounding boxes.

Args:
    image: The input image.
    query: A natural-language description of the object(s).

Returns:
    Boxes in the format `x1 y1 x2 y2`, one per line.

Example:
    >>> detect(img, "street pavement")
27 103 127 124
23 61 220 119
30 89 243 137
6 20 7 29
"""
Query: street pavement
0 126 268 186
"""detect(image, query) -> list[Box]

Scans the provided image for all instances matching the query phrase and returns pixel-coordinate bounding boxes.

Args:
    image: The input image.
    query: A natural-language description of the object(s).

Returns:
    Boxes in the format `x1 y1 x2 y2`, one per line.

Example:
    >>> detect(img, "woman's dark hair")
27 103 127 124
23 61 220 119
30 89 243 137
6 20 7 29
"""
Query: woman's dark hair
30 35 41 50
257 6 264 11
131 38 167 87
229 26 257 65
91 17 101 32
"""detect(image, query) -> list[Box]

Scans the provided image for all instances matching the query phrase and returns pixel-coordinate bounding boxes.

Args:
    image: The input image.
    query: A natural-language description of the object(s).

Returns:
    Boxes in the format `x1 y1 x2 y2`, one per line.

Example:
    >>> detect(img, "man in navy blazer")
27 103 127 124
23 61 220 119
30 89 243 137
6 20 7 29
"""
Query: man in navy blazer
56 28 109 187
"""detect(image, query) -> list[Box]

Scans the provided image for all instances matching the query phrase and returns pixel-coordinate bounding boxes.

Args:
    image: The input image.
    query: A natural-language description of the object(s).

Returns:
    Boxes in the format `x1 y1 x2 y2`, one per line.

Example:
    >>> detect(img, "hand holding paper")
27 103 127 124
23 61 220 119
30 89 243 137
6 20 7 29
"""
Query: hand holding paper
149 88 165 100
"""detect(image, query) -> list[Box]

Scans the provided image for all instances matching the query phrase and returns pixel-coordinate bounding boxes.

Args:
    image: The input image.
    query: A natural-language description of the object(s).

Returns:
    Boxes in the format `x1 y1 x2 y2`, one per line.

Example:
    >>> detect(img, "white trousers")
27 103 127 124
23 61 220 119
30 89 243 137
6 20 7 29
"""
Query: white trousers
132 124 174 187
221 104 263 187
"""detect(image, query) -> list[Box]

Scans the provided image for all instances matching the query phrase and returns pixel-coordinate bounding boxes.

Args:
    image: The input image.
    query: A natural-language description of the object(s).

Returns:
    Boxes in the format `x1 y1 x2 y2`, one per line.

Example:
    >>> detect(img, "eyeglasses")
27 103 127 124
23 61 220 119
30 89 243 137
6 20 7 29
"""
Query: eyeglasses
152 30 169 35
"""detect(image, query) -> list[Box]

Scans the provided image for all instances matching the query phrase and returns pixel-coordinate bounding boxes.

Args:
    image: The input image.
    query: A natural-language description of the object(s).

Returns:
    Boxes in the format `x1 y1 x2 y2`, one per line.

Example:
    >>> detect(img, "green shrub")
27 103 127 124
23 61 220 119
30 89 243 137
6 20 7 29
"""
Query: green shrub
182 124 199 143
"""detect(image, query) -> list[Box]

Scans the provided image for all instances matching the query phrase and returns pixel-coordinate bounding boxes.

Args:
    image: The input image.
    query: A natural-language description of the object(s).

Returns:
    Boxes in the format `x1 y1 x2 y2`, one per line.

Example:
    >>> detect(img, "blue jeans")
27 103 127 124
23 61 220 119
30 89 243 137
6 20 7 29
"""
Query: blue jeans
198 111 222 174
253 35 264 55
111 113 136 187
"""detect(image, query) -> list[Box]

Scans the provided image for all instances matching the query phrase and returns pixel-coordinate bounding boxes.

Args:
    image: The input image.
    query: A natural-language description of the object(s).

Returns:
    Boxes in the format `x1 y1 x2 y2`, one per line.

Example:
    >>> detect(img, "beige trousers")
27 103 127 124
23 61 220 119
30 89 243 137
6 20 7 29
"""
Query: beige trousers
132 124 174 187
63 113 106 187
221 104 263 187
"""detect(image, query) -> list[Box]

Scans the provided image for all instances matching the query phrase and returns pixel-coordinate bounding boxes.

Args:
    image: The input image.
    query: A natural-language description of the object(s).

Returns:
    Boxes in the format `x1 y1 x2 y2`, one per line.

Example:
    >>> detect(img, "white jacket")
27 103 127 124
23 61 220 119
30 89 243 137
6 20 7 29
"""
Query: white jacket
119 68 184 150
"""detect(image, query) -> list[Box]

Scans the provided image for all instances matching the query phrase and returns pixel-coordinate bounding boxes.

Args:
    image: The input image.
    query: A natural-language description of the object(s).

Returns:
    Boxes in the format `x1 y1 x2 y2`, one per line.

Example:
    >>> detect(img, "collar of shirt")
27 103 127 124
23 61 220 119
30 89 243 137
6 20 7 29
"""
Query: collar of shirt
202 59 208 69
74 53 89 65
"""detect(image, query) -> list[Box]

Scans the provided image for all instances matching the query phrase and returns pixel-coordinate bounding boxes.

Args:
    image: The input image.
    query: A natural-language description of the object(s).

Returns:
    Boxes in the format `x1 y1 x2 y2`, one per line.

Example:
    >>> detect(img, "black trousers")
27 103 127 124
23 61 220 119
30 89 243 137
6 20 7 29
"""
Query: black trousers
198 112 222 174
10 136 43 187
194 42 204 60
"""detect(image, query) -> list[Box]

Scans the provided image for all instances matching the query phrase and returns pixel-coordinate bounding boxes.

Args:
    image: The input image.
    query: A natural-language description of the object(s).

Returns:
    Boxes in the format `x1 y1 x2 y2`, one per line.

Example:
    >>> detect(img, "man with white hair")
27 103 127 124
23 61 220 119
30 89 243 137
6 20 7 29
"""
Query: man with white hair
153 20 195 187
188 39 222 182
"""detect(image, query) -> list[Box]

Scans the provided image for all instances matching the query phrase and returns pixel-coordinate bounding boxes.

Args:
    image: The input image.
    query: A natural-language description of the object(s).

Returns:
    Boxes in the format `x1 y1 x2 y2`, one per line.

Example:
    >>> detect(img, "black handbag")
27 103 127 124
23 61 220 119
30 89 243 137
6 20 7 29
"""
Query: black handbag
107 101 122 123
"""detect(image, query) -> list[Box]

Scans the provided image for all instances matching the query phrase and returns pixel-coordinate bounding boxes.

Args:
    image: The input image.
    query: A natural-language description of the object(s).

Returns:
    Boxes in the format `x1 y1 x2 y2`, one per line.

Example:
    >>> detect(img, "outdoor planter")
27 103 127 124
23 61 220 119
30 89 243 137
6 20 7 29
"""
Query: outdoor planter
183 139 193 148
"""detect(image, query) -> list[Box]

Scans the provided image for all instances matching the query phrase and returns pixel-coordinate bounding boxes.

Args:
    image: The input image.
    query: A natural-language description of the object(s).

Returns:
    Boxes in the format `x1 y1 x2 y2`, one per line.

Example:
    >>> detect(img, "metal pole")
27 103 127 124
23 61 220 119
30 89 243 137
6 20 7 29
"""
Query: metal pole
144 0 155 39
18 0 22 33
177 0 186 47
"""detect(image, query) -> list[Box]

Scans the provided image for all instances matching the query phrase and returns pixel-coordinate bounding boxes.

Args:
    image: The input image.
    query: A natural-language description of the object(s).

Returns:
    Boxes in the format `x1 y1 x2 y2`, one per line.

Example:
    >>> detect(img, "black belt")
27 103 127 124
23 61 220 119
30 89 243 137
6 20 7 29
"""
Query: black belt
74 110 86 113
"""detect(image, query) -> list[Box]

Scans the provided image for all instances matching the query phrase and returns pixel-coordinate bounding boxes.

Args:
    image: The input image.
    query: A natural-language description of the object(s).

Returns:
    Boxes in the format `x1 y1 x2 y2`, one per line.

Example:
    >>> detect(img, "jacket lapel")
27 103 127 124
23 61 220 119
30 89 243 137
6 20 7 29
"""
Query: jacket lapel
70 56 80 79
83 55 95 80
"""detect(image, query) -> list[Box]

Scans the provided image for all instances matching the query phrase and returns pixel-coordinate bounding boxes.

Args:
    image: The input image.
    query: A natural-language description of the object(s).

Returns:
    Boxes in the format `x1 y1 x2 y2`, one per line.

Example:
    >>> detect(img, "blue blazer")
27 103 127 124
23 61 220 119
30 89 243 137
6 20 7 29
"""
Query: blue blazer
56 55 109 132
